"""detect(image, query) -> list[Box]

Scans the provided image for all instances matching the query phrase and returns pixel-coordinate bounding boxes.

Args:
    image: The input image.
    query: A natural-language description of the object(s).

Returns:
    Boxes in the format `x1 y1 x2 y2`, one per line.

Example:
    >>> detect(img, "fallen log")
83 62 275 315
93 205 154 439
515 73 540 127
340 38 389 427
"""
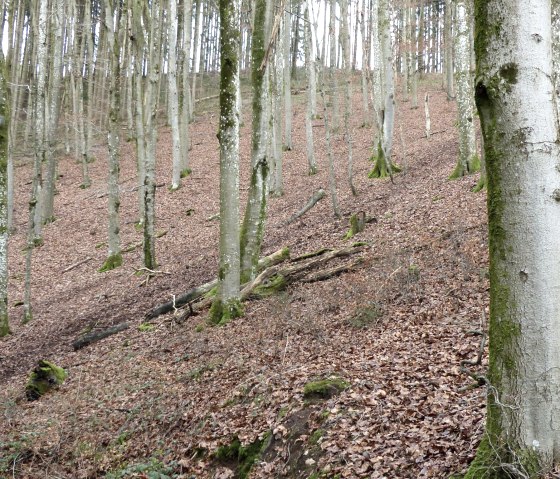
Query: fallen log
145 279 218 320
145 248 290 320
241 244 367 300
72 323 129 351
301 258 364 283
285 189 325 225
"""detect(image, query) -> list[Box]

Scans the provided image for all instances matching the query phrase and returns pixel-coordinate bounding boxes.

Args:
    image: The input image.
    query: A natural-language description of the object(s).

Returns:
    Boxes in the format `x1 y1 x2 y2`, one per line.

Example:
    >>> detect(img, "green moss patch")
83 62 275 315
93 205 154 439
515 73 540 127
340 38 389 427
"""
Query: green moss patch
213 433 271 479
303 378 349 399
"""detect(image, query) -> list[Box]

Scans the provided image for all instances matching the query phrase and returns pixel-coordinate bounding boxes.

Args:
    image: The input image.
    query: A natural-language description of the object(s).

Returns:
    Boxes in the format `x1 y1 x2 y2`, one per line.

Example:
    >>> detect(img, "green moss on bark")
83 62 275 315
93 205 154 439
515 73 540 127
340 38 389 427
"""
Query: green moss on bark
464 435 542 479
252 274 287 298
98 253 123 272
209 298 243 326
303 378 349 399
368 141 402 179
0 313 9 337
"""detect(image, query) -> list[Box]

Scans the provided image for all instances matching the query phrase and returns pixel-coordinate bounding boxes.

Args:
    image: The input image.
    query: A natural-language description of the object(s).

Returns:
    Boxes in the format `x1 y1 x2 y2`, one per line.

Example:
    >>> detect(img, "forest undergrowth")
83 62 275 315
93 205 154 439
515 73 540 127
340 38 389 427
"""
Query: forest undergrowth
1 76 489 478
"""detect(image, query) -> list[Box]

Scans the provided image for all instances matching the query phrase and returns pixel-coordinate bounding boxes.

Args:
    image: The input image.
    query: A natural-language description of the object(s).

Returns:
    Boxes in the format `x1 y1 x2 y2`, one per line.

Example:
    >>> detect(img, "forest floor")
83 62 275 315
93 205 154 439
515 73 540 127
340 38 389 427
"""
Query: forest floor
1 75 491 479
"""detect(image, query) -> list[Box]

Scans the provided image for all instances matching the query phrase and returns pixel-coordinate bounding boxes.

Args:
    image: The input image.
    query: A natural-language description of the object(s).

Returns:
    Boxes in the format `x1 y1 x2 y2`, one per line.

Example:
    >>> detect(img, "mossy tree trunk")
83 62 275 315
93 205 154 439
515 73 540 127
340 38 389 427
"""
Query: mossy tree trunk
0 47 9 337
449 0 479 179
141 0 162 270
467 0 560 475
100 0 123 273
369 0 401 179
210 0 243 324
42 0 64 224
240 0 272 284
24 0 49 324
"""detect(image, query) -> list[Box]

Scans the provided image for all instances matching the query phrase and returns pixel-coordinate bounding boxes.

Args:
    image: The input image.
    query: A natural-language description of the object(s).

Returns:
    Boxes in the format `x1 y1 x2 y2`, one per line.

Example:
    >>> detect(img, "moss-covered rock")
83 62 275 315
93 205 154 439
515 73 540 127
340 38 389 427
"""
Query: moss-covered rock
303 378 349 399
214 432 271 479
26 360 67 401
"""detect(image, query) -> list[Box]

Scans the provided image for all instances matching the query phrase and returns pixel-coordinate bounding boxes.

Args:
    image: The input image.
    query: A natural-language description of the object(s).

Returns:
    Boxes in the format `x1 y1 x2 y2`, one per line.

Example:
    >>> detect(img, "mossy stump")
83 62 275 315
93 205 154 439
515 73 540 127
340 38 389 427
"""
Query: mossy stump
303 378 349 399
344 212 366 240
26 360 67 401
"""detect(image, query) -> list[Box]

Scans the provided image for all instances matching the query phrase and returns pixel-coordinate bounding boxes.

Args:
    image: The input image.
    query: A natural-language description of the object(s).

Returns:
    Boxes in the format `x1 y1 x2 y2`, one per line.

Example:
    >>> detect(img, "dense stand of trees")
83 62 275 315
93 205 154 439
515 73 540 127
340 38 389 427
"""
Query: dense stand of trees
4 1 560 475
0 0 465 330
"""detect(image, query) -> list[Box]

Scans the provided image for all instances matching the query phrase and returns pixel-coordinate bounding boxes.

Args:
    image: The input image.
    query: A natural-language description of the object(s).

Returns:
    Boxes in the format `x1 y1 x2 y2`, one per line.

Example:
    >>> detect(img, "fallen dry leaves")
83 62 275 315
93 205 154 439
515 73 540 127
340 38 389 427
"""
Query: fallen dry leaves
1 75 490 478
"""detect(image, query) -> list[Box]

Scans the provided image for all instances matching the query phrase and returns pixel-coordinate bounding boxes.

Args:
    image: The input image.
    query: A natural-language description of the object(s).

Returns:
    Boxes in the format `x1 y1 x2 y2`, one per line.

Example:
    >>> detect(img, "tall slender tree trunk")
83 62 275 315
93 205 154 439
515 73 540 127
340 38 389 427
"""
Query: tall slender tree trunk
169 0 183 190
100 0 123 273
449 0 479 179
142 0 162 270
444 0 454 100
340 0 356 195
369 0 401 179
0 47 9 337
42 0 64 224
304 0 317 175
180 0 193 175
240 0 272 284
210 0 243 324
283 6 293 151
467 0 560 476
24 0 49 323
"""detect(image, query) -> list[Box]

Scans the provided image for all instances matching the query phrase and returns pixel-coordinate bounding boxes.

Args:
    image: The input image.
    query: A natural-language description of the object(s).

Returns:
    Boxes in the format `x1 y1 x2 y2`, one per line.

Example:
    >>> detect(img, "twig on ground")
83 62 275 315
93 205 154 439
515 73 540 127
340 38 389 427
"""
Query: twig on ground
63 257 93 273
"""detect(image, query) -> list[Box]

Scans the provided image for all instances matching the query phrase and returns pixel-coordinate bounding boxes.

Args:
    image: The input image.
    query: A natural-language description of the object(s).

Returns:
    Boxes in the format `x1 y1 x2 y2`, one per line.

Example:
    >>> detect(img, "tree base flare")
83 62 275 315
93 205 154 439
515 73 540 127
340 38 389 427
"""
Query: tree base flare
0 315 10 337
209 298 244 326
449 154 481 180
98 253 123 272
463 435 542 479
472 173 487 192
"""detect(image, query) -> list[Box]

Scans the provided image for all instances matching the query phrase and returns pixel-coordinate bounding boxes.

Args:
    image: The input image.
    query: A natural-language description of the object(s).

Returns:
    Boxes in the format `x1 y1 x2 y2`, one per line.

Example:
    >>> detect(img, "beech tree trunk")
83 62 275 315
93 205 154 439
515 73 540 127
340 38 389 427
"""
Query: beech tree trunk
304 0 317 175
467 0 560 476
0 48 8 337
449 0 479 179
369 0 400 179
240 0 272 284
210 0 243 324
169 0 183 191
100 0 123 273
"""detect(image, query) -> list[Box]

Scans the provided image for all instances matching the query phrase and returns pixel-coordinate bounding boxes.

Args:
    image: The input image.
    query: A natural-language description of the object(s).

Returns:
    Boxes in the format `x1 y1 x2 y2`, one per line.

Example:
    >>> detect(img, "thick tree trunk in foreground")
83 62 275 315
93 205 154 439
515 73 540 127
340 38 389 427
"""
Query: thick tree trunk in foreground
467 0 560 476
210 0 243 324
